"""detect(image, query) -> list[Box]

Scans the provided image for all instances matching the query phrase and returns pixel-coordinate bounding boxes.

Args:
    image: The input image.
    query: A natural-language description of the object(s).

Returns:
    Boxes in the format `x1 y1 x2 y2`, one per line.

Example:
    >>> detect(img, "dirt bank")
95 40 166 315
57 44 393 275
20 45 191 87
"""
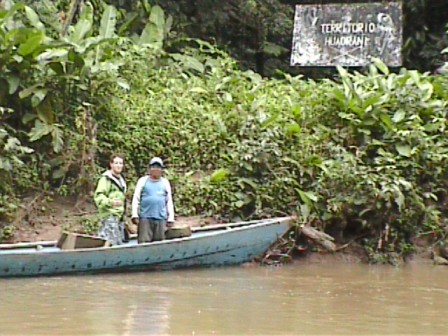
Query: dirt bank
3 195 212 244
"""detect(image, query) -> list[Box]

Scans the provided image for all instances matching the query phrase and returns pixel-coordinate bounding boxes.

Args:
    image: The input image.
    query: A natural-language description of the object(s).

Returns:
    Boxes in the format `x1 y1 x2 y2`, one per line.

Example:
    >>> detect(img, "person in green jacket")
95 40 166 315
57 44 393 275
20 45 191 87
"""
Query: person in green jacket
93 154 128 245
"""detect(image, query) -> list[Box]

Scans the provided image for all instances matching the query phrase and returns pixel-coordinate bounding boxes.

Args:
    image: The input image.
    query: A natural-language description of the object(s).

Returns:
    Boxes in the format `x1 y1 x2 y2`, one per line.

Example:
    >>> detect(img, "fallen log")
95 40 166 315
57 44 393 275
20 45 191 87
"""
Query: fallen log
299 225 336 252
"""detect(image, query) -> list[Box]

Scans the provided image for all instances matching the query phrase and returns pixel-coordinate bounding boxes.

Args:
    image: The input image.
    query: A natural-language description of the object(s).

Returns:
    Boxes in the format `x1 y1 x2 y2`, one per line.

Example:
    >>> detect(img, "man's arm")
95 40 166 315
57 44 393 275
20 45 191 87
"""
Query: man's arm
164 178 175 223
131 176 147 219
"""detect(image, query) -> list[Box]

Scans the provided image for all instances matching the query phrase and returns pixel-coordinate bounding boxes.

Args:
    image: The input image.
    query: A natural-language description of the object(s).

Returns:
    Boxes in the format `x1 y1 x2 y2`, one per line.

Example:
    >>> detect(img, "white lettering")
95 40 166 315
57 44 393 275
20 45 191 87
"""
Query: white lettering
324 35 371 48
320 21 378 35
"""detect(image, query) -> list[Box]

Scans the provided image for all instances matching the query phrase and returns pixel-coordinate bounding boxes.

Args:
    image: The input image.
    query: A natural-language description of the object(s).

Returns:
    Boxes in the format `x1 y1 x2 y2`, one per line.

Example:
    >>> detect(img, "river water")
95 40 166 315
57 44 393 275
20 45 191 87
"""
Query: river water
0 262 446 335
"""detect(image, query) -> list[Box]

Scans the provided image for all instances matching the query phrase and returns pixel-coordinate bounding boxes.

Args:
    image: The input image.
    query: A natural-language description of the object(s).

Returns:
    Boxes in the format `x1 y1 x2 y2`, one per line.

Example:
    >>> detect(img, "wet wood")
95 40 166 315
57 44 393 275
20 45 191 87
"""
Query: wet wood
299 225 336 252
438 246 448 259
433 255 448 266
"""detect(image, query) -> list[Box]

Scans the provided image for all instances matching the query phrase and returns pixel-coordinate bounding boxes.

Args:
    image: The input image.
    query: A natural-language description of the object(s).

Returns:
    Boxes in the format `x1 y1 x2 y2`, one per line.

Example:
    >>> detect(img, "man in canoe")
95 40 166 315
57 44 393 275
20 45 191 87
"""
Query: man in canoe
131 157 175 243
93 154 128 245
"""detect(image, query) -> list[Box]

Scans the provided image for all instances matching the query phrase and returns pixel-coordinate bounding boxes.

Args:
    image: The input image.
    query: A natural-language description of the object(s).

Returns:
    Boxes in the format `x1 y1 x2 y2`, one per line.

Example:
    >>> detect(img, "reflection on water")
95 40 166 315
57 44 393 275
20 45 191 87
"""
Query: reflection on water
0 262 447 335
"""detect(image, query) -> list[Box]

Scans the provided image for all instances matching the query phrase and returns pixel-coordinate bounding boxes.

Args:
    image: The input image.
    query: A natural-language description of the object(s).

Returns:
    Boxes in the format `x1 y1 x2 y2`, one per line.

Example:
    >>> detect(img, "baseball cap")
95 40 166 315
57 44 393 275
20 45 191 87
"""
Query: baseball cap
149 157 164 168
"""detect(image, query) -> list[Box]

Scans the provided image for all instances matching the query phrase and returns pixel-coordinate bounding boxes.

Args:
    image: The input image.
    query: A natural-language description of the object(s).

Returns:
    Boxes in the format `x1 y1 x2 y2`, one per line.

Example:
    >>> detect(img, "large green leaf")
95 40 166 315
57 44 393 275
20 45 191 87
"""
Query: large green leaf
51 126 63 153
6 75 20 94
189 87 208 93
116 78 130 91
0 107 13 115
0 2 24 22
21 113 36 125
285 123 301 137
379 113 393 130
150 5 165 32
392 110 405 123
79 2 93 24
28 119 52 142
418 82 433 101
139 5 165 48
36 49 68 62
372 57 389 75
3 136 33 155
408 70 421 86
391 184 405 212
31 88 47 107
296 188 318 207
238 178 258 190
99 5 117 39
118 12 138 35
362 95 381 109
140 22 160 47
332 88 347 105
36 99 53 124
18 32 43 56
164 15 173 36
69 3 93 44
4 137 20 151
68 49 84 67
19 84 41 99
70 19 92 45
171 53 204 73
395 144 412 157
82 36 113 53
28 120 63 153
210 168 229 183
24 6 45 31
184 56 204 73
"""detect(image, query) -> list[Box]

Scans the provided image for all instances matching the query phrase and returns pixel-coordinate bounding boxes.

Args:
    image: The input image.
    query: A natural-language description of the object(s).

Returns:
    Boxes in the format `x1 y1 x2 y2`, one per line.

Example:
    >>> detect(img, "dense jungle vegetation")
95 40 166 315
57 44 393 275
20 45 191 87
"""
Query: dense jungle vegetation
1 0 448 263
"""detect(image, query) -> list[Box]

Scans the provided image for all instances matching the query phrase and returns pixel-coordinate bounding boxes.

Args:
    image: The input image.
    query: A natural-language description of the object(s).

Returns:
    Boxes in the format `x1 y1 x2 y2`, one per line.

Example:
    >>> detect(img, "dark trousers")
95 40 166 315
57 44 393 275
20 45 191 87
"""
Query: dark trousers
138 218 166 243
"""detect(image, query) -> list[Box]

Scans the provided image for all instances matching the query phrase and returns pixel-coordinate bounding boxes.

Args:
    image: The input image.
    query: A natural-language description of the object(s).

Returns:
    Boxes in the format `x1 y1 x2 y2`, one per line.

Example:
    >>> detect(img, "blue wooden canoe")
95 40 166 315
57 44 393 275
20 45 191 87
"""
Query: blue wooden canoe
0 217 292 278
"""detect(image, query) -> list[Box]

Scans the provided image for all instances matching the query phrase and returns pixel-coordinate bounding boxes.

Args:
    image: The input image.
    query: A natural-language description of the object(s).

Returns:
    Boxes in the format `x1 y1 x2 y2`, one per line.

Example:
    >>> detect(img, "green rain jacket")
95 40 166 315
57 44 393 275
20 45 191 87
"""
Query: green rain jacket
93 171 127 220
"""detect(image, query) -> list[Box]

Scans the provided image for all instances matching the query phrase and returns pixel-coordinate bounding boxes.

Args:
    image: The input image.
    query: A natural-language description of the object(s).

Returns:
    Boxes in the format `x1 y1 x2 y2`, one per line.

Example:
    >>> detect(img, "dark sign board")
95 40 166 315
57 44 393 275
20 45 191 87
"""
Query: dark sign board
290 2 402 67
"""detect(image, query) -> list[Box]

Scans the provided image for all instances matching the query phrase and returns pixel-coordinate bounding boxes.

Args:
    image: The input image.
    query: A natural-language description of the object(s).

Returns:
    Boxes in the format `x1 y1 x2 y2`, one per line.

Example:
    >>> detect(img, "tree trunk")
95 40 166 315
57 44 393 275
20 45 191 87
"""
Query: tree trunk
299 225 337 252
61 0 82 37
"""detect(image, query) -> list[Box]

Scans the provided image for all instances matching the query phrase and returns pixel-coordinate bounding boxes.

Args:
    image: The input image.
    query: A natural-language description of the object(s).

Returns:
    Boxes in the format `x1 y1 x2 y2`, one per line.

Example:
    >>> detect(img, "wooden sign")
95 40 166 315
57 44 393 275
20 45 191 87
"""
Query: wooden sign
290 2 402 67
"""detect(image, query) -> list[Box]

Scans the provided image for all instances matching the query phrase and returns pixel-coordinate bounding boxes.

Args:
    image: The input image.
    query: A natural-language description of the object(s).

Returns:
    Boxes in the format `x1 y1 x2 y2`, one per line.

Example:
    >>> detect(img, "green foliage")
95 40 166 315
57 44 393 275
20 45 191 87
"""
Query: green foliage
81 214 101 235
117 0 448 76
148 0 294 76
315 60 448 257
402 0 448 72
139 5 171 49
0 225 15 241
0 1 118 218
16 0 448 76
0 108 34 219
1 1 448 263
93 40 448 260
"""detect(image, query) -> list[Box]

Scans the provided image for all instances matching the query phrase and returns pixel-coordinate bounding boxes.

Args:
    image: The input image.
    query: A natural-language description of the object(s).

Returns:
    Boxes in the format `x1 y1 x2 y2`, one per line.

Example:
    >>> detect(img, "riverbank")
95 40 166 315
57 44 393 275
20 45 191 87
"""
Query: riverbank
1 195 207 243
292 241 435 266
1 195 441 266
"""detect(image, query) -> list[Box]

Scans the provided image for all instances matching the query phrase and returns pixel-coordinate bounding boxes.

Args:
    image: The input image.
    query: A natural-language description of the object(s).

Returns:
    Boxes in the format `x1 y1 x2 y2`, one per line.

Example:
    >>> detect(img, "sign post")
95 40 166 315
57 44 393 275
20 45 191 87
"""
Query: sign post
290 2 402 67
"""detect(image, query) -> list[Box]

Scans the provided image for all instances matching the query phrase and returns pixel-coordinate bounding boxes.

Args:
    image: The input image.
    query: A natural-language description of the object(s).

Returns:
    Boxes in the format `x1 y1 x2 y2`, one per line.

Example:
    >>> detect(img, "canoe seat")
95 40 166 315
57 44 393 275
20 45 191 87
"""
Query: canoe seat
57 232 110 250
165 225 192 239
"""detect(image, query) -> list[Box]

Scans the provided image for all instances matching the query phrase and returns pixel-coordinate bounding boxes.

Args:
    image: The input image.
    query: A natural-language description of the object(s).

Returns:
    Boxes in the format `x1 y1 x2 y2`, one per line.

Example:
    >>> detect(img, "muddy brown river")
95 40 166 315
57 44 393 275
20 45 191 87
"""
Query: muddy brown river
0 262 446 335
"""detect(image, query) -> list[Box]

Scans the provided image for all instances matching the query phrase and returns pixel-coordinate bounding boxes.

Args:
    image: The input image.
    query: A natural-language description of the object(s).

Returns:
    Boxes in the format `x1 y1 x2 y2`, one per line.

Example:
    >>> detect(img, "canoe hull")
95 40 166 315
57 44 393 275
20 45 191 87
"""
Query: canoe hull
0 218 291 277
